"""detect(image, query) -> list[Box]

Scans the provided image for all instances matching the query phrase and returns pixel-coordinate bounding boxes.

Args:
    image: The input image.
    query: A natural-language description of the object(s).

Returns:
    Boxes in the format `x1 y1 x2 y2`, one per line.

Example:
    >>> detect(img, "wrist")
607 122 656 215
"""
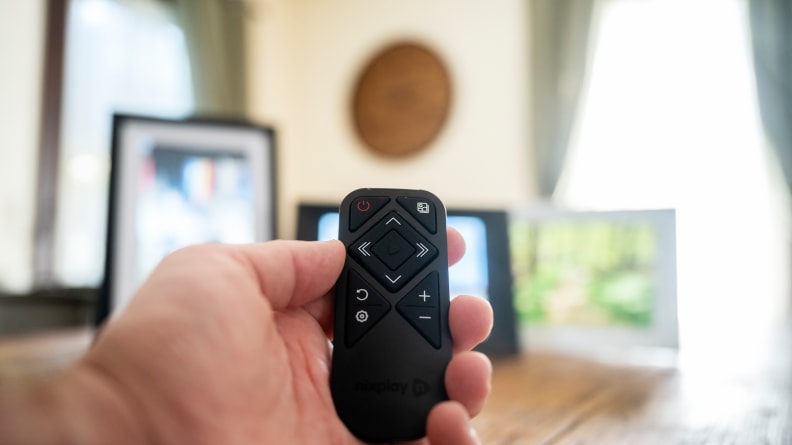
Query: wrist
0 361 148 445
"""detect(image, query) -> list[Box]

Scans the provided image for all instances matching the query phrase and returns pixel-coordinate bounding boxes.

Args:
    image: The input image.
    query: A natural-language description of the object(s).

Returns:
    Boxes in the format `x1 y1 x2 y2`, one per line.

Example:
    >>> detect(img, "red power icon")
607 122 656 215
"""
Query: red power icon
357 200 371 212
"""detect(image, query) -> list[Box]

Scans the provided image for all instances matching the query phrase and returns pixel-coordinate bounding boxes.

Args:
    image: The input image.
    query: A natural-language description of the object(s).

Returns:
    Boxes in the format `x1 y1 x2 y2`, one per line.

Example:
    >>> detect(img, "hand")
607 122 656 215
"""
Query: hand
75 231 492 444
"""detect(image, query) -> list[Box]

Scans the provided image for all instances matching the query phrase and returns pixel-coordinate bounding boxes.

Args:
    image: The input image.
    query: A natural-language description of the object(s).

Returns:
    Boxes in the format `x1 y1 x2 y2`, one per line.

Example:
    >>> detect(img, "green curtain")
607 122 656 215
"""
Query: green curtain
749 0 792 193
173 0 249 119
530 0 596 197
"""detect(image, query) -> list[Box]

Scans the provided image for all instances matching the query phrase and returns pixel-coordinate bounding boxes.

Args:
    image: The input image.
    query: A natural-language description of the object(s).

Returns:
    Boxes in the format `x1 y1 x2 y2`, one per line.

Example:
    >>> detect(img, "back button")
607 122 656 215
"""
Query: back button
346 270 390 347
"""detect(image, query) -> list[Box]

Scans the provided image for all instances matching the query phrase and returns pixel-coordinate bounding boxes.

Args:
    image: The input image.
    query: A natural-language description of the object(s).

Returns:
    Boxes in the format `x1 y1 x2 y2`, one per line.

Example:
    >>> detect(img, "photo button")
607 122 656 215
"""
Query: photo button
397 196 437 234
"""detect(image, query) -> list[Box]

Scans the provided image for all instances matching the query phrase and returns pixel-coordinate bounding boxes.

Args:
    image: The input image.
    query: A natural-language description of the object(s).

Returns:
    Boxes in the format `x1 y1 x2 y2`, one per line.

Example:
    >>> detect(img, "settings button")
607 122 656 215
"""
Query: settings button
345 270 390 347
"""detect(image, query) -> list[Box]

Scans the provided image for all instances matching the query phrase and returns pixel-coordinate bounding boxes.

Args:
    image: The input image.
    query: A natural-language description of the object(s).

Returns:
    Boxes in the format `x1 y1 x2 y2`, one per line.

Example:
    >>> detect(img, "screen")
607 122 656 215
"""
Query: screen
98 115 275 326
316 213 490 302
136 146 257 284
508 208 678 356
510 220 658 328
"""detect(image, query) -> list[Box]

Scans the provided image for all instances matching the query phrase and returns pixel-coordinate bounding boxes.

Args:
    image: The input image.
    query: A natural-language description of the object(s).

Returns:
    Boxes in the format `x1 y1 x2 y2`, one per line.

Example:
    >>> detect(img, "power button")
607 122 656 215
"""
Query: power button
349 196 389 231
357 200 372 212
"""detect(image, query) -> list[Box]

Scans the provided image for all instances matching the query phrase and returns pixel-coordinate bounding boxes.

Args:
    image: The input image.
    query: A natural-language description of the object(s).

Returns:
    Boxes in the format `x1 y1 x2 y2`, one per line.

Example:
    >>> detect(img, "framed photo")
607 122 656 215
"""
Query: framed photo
96 114 276 325
296 203 519 357
510 207 678 364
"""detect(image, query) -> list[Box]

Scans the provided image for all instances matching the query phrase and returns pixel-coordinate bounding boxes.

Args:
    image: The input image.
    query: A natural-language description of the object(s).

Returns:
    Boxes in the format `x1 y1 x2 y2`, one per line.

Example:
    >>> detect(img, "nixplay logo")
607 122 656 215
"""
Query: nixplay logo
354 379 408 395
354 378 432 397
411 378 431 397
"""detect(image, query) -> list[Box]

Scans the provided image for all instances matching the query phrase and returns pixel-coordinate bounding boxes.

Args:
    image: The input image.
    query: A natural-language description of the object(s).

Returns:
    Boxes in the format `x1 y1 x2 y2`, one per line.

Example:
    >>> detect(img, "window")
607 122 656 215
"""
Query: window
556 0 790 350
55 0 193 286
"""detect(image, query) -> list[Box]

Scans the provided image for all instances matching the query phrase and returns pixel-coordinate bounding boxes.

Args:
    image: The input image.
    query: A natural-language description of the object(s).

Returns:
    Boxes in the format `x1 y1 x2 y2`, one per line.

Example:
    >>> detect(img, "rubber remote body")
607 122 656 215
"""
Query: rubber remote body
331 188 452 442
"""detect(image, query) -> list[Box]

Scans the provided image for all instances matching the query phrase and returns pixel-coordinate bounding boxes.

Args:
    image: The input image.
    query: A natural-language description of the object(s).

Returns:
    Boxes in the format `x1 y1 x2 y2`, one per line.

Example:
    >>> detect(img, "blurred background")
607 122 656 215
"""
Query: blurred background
0 0 790 364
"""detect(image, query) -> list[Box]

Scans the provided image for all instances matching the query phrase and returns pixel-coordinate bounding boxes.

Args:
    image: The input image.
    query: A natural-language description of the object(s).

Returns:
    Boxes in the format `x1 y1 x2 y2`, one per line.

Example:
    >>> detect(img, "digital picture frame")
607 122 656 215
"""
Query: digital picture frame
509 206 678 364
96 114 276 325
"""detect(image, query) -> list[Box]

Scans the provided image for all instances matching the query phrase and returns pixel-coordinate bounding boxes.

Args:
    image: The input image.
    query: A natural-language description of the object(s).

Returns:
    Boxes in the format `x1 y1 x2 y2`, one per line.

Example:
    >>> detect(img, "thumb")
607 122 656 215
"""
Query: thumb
237 239 346 310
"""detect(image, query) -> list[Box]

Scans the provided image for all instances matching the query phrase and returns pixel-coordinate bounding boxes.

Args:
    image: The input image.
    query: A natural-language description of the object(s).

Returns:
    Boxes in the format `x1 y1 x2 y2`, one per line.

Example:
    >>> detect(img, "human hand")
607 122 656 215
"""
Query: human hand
78 231 492 445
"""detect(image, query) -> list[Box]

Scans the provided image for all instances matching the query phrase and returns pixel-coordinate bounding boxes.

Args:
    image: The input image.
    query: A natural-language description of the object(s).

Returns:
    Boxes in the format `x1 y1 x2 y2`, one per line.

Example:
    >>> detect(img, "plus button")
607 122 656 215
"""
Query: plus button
396 272 441 348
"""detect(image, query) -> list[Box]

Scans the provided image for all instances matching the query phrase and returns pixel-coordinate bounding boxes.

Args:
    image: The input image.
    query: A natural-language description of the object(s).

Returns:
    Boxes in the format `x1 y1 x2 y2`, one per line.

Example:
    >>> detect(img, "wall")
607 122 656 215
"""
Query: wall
248 0 535 238
0 2 45 291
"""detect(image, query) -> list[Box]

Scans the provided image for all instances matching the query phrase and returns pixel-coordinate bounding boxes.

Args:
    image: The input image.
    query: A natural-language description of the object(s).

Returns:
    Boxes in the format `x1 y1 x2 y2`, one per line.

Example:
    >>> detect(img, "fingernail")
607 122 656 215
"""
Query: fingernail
469 426 481 445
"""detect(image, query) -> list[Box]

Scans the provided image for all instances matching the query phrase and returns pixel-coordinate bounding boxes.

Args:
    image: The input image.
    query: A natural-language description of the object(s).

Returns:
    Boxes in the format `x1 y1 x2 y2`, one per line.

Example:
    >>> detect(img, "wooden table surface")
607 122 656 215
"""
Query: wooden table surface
473 326 792 444
1 326 790 444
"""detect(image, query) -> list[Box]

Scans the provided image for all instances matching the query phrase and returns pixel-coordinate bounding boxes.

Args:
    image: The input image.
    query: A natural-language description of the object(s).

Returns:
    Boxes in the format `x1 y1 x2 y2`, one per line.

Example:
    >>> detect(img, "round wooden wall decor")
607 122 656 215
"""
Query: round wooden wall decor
351 42 452 157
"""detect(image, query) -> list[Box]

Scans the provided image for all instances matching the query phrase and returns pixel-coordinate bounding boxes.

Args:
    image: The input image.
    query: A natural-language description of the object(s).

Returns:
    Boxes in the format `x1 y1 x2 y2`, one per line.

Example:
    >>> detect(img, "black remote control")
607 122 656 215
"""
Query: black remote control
331 188 452 442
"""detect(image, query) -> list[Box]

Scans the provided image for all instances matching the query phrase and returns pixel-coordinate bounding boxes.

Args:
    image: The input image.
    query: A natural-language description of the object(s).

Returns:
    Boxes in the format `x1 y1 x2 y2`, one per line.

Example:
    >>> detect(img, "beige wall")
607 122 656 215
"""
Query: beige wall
0 2 45 291
0 1 535 293
248 0 535 238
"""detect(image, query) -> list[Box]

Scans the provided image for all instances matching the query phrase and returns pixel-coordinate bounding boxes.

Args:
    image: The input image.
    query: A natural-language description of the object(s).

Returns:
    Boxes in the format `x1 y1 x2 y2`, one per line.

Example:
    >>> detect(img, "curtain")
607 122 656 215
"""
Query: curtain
530 0 596 198
749 0 792 193
173 0 249 119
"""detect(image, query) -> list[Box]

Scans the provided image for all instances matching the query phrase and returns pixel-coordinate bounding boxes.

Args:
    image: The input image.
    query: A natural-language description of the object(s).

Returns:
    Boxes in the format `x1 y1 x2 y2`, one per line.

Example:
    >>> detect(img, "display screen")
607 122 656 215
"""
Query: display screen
316 213 489 301
135 146 257 283
510 220 659 328
100 115 275 326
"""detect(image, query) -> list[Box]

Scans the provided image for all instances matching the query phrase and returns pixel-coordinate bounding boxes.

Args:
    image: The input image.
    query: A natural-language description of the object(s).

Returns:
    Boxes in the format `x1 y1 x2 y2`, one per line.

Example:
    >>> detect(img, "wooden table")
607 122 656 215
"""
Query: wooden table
1 327 790 444
473 326 792 444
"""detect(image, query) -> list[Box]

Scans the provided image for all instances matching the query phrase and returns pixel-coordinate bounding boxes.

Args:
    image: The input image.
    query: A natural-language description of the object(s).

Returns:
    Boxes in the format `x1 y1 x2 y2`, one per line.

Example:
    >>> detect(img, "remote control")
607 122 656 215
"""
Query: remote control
331 188 452 442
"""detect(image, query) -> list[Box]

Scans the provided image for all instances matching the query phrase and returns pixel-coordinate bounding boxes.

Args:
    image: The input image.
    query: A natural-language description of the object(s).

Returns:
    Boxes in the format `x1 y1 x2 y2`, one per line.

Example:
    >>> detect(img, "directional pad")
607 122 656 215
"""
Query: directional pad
372 231 415 270
350 211 438 291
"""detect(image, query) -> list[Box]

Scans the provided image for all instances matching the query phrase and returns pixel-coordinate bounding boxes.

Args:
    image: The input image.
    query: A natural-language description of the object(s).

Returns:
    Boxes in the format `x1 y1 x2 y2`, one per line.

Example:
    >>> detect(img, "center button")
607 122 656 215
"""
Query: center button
372 230 415 270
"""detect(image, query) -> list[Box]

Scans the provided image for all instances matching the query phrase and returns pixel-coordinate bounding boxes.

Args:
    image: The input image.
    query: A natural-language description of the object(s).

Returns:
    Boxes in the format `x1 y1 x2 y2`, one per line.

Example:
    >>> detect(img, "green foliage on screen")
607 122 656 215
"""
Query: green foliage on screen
510 220 656 327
